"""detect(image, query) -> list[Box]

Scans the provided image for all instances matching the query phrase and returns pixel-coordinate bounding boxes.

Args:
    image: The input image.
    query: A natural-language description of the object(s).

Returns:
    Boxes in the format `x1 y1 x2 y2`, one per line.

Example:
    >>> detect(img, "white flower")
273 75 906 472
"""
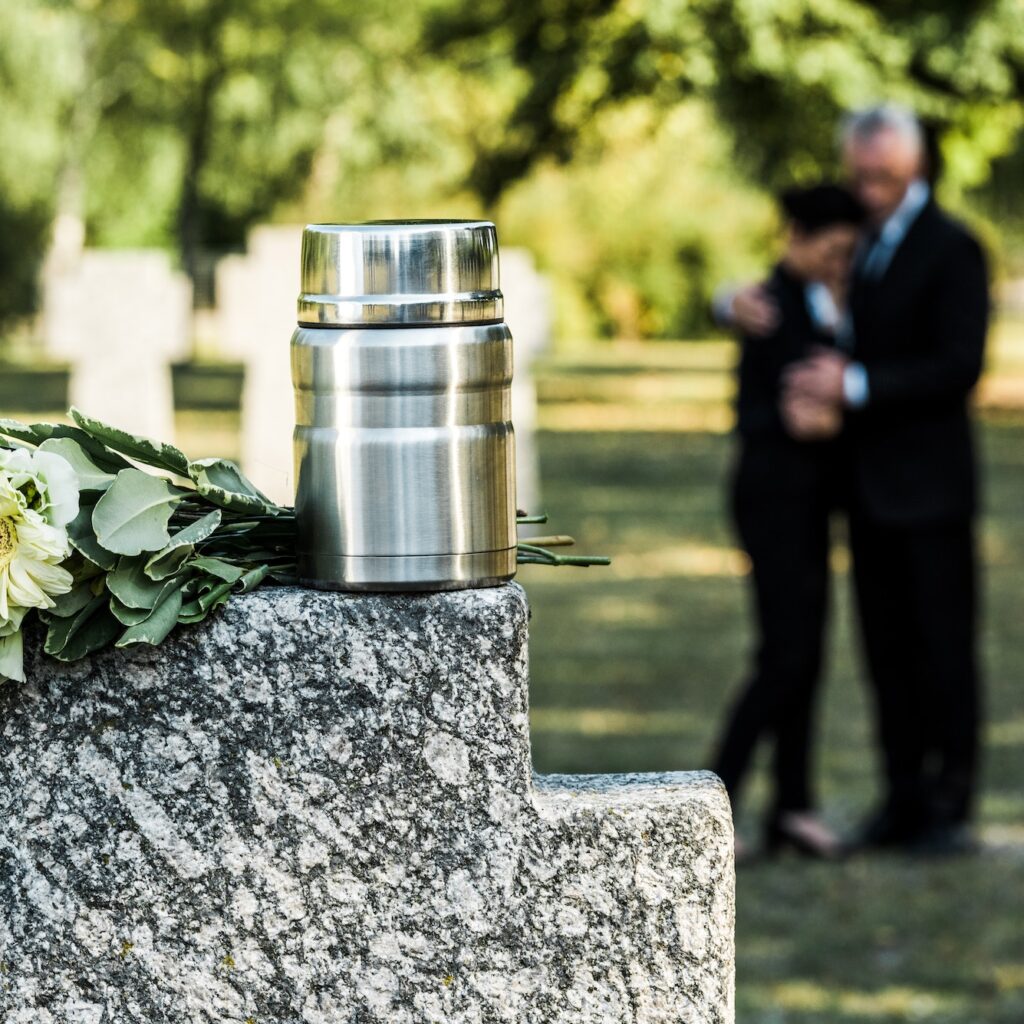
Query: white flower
0 508 74 621
0 448 80 683
0 446 80 527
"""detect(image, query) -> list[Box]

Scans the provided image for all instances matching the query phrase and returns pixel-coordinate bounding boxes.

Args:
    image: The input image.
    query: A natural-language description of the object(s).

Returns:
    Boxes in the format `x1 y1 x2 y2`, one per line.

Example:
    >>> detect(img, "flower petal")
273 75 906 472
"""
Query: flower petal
0 604 27 635
15 510 70 560
31 449 81 527
0 477 23 519
6 554 72 609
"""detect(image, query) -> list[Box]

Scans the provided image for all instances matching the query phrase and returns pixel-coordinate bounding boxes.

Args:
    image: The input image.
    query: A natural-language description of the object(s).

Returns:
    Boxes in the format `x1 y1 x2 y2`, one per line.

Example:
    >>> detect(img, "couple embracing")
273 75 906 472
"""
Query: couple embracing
712 105 990 860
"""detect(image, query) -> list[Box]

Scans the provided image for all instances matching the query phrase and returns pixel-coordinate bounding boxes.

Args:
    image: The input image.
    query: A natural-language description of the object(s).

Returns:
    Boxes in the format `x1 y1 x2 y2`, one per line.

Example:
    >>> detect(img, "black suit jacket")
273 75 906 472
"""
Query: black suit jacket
733 263 838 511
847 200 990 525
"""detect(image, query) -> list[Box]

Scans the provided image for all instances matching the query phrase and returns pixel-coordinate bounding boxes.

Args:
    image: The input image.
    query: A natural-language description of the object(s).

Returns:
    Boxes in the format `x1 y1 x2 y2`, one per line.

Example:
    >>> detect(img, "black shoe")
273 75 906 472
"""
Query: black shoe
907 822 978 858
852 804 929 851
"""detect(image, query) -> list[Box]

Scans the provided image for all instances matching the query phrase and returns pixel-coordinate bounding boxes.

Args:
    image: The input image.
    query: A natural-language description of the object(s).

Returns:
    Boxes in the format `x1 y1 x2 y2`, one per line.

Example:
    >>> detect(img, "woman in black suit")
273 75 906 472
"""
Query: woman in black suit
712 185 867 860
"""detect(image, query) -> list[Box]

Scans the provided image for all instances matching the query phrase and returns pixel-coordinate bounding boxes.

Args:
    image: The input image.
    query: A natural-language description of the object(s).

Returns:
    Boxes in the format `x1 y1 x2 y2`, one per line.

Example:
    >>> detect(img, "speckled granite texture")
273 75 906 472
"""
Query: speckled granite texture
0 583 734 1023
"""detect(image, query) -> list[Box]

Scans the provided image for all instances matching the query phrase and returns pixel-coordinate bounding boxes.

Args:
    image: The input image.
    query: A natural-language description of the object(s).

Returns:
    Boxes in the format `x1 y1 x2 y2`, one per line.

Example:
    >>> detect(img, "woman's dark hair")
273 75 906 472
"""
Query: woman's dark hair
779 184 868 232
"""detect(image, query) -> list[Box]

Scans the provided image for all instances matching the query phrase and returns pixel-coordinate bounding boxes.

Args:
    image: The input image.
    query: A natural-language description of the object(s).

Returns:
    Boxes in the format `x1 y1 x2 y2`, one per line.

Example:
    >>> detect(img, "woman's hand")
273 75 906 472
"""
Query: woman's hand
726 283 780 337
780 391 842 441
783 347 849 406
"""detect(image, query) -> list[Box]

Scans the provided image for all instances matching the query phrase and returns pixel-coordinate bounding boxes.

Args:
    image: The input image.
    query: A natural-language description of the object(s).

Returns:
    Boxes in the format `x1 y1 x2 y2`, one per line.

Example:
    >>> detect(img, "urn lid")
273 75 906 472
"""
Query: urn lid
297 220 504 327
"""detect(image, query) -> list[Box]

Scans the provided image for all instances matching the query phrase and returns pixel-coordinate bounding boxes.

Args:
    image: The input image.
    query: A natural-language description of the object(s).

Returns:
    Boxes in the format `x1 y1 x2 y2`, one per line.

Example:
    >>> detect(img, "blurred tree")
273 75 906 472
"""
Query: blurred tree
1 0 1021 341
0 200 53 339
0 4 72 335
12 0 402 289
428 0 1024 200
78 0 385 284
497 101 775 339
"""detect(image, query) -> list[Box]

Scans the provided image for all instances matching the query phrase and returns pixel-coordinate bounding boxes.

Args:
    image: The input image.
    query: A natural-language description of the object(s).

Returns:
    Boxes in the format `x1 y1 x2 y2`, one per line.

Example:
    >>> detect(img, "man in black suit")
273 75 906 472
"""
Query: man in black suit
725 106 990 853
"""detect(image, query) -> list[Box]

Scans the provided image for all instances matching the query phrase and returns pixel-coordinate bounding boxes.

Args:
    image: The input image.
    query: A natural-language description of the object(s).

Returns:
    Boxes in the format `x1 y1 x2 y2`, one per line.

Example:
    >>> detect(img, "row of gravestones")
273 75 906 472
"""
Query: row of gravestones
40 228 550 512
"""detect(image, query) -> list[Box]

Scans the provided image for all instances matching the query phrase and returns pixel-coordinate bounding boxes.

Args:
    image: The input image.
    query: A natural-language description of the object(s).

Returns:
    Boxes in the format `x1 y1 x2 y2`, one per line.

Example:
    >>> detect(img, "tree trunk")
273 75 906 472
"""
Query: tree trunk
177 66 221 297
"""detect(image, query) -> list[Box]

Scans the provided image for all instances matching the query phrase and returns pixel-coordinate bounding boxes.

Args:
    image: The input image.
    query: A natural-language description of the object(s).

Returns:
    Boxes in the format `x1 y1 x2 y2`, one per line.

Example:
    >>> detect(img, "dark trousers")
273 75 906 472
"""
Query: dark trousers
849 515 980 827
713 445 832 817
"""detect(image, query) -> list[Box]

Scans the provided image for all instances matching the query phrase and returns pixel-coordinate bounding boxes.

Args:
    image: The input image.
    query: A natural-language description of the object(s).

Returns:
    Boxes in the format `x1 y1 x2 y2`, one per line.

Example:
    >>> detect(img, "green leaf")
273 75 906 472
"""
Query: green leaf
59 607 122 662
268 568 298 585
92 469 188 556
0 419 41 446
198 580 235 613
44 595 121 660
44 597 98 654
236 564 270 593
70 408 190 477
0 419 131 471
143 545 192 581
110 597 153 626
189 556 245 584
144 510 222 580
116 583 185 648
187 458 279 514
38 437 118 492
107 556 176 609
178 574 234 623
0 631 25 683
48 581 99 619
67 502 118 572
175 560 270 625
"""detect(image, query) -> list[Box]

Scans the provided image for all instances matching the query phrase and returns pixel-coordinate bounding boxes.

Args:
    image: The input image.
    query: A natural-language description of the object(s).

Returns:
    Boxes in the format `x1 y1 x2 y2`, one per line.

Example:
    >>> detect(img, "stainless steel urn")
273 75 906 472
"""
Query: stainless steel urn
291 220 517 591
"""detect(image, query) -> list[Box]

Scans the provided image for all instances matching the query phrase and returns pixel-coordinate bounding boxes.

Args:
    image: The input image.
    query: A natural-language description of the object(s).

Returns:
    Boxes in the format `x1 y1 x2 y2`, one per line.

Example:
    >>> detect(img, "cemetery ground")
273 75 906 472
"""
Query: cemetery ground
3 326 1024 1022
523 420 1024 1024
520 325 1024 1024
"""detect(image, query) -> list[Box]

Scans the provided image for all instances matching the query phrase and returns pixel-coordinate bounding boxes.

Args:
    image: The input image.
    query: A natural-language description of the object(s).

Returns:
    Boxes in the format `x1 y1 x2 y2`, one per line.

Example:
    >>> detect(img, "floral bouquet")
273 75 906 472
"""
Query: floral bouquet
0 410 607 686
0 409 295 685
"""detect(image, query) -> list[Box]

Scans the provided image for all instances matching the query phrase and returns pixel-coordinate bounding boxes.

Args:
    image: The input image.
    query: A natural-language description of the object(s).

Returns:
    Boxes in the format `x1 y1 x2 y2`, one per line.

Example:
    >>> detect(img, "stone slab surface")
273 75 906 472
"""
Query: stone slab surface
0 584 734 1023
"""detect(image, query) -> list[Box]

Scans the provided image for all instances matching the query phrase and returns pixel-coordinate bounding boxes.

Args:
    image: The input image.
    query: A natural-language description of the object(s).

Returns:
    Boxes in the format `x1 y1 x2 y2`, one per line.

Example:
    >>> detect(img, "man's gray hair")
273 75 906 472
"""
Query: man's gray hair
841 104 925 155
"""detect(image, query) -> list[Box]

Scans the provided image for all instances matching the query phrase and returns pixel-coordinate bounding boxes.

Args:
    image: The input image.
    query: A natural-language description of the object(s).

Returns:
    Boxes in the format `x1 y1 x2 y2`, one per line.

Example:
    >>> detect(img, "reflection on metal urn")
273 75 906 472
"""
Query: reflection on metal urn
292 221 517 591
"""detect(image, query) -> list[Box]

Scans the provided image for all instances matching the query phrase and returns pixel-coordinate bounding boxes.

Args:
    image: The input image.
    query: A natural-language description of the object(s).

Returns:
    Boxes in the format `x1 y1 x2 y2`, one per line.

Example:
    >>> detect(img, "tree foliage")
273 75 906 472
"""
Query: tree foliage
430 0 1024 198
0 0 1021 339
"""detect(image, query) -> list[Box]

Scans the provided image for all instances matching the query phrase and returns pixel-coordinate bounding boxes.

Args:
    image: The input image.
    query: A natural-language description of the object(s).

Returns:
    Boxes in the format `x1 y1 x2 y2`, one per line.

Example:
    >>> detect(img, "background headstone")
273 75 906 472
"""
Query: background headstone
42 250 191 441
216 225 304 505
501 248 552 521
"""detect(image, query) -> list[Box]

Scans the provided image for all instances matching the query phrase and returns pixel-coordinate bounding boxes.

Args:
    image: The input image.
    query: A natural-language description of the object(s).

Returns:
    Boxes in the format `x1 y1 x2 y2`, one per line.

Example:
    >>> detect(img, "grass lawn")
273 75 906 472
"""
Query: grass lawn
520 414 1024 1024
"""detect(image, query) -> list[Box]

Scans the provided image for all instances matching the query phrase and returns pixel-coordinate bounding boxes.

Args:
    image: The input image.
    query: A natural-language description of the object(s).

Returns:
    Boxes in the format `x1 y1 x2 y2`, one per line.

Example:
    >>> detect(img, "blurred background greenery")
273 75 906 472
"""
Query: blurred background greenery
1 0 1023 343
2 2 1024 1022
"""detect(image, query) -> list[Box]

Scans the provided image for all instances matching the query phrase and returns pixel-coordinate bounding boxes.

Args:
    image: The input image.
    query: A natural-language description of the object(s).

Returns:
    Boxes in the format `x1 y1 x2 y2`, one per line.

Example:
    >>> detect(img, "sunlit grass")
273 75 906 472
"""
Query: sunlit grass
538 400 735 432
537 321 1024 434
530 707 698 737
602 542 749 579
745 980 969 1018
988 718 1024 747
541 338 736 371
524 406 1024 1024
992 964 1024 993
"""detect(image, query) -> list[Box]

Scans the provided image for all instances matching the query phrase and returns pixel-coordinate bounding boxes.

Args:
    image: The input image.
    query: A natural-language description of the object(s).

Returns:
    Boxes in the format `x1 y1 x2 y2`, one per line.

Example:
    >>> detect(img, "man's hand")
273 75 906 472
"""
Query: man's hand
780 392 843 441
783 347 849 405
730 283 780 337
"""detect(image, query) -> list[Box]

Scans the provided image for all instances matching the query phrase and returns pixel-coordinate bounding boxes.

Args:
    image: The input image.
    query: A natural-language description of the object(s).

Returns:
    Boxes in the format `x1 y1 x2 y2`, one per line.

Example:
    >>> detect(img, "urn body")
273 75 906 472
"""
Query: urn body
291 221 517 591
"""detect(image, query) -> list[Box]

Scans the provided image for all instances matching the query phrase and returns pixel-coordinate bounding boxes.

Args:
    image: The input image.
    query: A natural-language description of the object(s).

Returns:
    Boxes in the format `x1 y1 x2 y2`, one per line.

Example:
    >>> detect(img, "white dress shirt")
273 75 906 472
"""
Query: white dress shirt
804 281 841 333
